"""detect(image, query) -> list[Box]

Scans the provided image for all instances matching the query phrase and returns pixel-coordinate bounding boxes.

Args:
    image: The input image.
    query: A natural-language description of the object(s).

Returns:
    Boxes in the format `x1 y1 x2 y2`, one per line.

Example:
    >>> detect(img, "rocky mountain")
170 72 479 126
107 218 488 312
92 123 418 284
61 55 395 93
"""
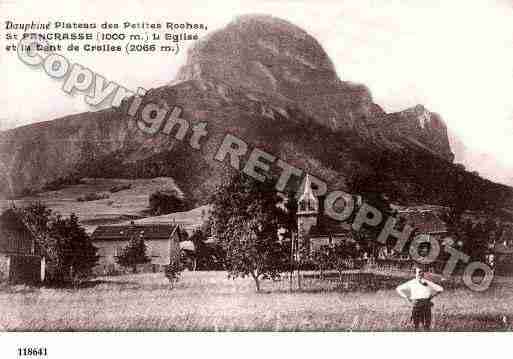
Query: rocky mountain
174 15 453 160
0 15 511 215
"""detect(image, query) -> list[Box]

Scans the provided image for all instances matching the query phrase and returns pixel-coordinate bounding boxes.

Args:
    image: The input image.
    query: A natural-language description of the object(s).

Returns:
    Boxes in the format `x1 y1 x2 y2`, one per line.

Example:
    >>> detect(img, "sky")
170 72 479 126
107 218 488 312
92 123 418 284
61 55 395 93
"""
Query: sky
1 0 512 185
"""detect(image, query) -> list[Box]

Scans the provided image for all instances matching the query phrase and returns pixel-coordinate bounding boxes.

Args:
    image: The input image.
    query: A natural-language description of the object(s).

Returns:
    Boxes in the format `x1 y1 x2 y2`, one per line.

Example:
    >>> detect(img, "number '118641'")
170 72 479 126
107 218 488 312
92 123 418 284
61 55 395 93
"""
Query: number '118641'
17 348 47 357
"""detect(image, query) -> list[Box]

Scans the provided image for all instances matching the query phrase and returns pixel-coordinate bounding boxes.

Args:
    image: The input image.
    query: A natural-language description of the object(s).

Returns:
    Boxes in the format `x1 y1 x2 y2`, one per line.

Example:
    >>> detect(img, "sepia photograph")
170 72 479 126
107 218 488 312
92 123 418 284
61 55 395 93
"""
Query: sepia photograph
1 0 513 345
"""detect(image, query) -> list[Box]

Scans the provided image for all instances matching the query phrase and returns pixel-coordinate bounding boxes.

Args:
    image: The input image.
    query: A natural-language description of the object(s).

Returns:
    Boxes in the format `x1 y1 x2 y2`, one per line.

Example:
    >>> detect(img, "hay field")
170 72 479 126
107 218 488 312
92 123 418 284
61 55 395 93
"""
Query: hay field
1 271 512 331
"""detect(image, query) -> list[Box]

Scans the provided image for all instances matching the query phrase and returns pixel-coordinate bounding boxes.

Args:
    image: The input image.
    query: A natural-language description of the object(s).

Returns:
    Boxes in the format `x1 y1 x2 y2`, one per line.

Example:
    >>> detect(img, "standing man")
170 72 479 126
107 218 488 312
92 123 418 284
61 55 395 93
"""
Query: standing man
396 267 444 331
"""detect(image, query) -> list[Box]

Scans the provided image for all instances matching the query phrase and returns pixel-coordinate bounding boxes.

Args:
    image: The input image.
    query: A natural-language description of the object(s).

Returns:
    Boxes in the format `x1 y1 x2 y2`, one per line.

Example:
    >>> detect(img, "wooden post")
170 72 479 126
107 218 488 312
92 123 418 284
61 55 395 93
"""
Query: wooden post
297 235 301 290
289 233 294 291
40 257 46 283
297 261 301 290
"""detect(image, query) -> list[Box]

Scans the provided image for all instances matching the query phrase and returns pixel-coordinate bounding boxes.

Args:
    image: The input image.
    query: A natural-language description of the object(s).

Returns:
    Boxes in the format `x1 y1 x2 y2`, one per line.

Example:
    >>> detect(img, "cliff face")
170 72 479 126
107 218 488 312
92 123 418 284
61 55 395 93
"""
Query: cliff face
379 105 454 161
2 14 504 210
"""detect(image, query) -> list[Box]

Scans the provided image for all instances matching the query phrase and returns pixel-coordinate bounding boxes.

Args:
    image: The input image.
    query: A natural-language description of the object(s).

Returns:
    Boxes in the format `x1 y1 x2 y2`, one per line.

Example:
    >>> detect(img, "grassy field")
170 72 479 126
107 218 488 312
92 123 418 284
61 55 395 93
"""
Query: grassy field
1 271 512 331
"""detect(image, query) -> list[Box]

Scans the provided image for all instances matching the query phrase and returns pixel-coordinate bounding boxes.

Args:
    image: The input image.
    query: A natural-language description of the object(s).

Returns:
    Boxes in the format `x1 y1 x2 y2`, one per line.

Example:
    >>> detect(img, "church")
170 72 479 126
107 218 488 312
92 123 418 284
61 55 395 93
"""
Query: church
294 175 450 263
296 175 355 254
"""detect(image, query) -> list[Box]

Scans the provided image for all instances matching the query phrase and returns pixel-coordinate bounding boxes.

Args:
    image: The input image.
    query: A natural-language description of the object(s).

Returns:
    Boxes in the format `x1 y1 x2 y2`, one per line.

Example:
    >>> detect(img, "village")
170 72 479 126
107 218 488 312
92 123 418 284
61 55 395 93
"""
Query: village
1 173 511 294
1 172 512 331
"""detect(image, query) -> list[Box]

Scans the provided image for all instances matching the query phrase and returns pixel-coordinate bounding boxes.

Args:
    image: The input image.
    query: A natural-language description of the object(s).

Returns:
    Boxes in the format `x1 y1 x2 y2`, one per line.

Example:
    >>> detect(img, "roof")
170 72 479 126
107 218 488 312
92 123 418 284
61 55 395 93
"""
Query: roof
0 209 40 255
305 209 447 238
398 210 447 234
308 216 353 237
298 174 318 214
179 240 195 251
91 224 179 242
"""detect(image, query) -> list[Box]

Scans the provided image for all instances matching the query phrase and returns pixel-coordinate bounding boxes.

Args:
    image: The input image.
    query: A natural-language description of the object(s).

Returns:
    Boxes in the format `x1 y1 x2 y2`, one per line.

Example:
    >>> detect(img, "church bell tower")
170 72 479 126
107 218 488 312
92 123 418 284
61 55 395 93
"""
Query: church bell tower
297 175 319 248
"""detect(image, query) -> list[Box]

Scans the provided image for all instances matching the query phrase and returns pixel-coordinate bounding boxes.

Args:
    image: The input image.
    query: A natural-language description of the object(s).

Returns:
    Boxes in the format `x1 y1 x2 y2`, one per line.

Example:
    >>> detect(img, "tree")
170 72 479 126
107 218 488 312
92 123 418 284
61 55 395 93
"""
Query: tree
164 260 183 288
463 222 489 262
188 229 207 270
211 173 288 291
149 188 185 215
311 245 331 280
440 207 497 266
456 219 496 263
346 171 395 255
332 241 359 275
309 240 360 285
18 202 98 285
188 228 226 270
116 236 151 273
22 202 52 231
283 191 298 233
51 213 99 284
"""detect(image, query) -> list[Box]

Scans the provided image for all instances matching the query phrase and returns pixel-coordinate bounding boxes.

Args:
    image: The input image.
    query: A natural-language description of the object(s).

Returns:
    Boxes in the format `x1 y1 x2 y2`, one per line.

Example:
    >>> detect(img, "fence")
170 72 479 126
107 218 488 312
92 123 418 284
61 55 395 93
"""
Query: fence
366 258 451 275
92 263 166 277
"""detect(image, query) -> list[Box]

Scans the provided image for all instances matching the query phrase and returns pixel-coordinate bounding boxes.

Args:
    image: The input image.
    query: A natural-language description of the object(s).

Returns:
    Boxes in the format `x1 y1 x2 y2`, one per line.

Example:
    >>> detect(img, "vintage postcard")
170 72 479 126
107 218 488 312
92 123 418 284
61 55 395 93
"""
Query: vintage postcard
1 0 512 351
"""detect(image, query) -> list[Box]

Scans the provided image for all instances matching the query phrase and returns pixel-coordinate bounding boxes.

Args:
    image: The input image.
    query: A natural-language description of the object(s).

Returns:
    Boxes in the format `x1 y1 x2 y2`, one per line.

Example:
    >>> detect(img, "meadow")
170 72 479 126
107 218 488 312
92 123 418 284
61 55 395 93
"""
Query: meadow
0 272 513 331
1 270 512 331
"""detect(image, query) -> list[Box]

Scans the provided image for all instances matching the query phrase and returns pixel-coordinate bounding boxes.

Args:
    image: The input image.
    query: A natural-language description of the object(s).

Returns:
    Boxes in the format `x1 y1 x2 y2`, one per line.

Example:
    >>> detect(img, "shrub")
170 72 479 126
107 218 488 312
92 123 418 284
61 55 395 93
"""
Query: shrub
109 183 132 193
311 246 332 279
164 260 183 288
76 192 110 202
115 237 151 273
149 188 185 215
43 177 83 191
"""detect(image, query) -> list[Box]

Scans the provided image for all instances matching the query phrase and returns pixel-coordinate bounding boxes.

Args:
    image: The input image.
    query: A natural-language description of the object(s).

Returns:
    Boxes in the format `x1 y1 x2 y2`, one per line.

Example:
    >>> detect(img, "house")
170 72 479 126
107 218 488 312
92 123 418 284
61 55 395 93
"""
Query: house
397 209 453 257
296 176 451 261
398 209 448 240
90 222 183 274
0 209 45 285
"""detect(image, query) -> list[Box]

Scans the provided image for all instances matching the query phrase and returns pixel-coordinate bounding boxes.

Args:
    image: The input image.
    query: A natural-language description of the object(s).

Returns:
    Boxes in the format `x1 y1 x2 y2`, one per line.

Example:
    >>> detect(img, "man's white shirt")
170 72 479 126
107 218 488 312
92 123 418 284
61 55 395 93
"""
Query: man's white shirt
396 278 444 300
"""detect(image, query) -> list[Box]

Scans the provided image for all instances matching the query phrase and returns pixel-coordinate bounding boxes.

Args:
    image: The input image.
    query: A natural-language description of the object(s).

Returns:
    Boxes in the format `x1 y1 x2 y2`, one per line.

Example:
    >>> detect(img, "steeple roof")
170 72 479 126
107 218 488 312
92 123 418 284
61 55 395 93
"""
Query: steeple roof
298 174 318 215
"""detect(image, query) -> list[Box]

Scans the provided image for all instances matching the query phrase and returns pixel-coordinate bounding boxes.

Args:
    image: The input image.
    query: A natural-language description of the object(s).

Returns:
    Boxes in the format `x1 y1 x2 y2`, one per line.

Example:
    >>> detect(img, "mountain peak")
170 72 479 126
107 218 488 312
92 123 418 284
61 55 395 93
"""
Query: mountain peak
176 14 338 92
175 14 378 131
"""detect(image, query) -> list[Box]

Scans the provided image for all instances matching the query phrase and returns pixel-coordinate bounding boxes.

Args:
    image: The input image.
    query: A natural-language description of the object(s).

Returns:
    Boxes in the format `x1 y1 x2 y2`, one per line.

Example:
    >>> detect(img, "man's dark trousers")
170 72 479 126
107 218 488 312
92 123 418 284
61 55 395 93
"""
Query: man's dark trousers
411 299 433 330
